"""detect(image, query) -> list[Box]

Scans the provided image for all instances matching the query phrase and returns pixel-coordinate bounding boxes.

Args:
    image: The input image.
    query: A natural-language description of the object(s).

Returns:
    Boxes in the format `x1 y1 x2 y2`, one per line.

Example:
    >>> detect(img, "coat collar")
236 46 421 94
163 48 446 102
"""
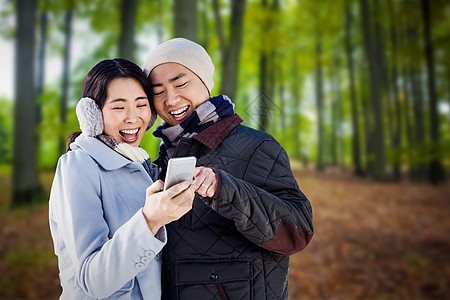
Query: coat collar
194 114 243 150
70 134 132 170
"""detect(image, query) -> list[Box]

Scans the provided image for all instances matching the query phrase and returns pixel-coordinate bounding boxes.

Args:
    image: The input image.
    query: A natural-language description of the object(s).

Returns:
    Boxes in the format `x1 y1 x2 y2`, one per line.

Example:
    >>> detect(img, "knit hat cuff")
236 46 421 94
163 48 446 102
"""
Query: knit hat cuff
144 38 215 93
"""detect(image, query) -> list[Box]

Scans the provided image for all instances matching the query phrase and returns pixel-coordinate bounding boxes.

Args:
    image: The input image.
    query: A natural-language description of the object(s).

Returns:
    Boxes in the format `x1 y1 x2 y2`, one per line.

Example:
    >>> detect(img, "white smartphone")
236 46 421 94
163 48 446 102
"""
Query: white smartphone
163 156 197 190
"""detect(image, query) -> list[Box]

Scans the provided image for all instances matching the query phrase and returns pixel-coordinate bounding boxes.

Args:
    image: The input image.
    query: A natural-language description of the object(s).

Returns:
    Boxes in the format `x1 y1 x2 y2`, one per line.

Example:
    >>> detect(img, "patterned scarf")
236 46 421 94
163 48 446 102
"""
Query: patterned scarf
97 134 155 177
153 95 235 164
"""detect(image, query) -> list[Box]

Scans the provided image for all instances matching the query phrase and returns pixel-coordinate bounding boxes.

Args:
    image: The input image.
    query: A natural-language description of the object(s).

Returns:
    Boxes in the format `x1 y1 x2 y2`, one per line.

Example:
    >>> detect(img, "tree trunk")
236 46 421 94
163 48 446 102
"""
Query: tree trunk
173 0 198 42
360 71 372 174
35 11 47 161
388 0 401 181
212 0 246 100
258 0 269 132
401 64 417 180
399 12 417 181
36 11 47 98
212 0 225 55
220 0 246 100
331 49 339 166
345 0 363 176
360 0 386 180
421 0 446 183
119 0 137 61
59 6 73 155
200 0 209 49
409 61 427 181
292 57 303 162
258 51 269 132
315 41 325 171
12 0 42 206
446 62 450 123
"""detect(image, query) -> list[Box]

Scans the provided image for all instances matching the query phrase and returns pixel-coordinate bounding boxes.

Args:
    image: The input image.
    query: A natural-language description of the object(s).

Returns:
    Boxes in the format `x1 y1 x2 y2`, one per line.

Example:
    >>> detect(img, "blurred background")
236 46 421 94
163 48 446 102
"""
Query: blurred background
0 0 449 299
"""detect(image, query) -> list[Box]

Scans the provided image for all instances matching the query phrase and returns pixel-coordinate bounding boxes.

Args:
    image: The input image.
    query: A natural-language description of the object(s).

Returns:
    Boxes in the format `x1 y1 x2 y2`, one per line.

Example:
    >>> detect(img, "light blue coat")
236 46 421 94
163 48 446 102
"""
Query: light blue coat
49 135 165 299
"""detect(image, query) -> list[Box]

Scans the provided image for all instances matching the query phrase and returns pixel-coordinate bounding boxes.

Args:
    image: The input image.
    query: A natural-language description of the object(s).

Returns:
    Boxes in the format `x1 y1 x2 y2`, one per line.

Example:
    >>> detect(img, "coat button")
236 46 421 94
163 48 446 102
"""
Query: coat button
209 272 219 281
135 262 144 270
145 250 155 258
140 256 149 264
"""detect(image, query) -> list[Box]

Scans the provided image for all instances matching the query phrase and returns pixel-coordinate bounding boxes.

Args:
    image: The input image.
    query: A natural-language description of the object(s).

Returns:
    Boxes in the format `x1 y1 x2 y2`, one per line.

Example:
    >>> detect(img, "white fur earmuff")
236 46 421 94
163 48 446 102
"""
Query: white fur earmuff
76 97 104 137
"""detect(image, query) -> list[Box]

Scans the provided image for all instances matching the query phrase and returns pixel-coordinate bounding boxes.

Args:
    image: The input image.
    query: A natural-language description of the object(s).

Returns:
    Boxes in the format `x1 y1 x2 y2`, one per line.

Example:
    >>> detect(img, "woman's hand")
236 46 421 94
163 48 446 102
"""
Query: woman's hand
142 180 194 235
192 167 219 198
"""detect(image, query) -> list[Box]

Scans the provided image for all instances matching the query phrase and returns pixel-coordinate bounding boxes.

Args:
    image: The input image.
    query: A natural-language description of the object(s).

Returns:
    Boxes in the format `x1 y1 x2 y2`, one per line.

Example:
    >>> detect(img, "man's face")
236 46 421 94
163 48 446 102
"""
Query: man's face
149 63 210 126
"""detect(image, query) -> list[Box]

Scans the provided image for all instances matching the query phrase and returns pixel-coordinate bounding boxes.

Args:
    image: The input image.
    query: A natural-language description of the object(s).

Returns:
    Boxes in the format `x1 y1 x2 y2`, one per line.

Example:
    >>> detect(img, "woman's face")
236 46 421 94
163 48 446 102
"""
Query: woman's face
102 77 151 147
149 63 210 126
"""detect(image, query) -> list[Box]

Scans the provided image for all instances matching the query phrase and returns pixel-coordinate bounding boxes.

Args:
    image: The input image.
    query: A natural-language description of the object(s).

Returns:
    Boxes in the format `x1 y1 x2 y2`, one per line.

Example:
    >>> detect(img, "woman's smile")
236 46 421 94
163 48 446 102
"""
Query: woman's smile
119 127 140 143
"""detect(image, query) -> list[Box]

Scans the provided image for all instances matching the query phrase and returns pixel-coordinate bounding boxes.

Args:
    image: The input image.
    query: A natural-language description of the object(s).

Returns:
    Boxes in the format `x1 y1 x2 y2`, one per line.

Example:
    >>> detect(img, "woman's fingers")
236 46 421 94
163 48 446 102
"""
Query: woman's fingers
171 184 195 209
165 181 191 199
146 180 164 196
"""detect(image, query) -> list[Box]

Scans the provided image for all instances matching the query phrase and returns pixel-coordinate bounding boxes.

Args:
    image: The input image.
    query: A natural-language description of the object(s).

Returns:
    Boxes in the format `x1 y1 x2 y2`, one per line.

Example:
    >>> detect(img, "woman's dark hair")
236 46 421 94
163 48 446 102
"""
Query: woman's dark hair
66 58 154 151
82 58 152 109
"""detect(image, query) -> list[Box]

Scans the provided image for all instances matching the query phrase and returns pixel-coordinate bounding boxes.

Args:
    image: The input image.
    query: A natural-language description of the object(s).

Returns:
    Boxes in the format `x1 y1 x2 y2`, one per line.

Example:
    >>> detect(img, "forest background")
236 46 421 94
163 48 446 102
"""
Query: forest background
0 0 449 299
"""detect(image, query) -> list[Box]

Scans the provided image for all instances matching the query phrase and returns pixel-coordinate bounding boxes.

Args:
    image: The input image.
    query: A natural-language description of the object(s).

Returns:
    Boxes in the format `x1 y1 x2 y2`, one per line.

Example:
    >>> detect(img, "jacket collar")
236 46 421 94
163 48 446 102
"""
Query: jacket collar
70 134 132 170
194 114 243 150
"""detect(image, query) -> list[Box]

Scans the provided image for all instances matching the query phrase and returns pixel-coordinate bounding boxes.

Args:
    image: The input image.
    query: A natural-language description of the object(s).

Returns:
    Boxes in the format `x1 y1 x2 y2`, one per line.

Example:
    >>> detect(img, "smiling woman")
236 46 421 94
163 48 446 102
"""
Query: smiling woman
48 58 200 299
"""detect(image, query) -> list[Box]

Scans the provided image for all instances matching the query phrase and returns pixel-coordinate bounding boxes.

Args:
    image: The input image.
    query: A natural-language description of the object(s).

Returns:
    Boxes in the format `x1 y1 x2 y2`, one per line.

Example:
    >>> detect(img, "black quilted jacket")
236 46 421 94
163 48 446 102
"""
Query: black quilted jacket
156 115 314 300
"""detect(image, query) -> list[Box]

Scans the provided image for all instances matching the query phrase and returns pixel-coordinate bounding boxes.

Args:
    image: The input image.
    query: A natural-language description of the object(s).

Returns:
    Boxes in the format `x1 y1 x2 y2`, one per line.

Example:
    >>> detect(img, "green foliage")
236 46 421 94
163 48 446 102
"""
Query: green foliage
3 0 449 181
141 118 163 160
0 1 15 39
0 98 13 165
37 88 63 169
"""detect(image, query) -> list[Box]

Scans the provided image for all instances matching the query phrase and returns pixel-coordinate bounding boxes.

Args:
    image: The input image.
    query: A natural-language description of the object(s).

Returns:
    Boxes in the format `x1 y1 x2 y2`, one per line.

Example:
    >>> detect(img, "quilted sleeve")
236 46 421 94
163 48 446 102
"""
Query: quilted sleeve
210 139 314 256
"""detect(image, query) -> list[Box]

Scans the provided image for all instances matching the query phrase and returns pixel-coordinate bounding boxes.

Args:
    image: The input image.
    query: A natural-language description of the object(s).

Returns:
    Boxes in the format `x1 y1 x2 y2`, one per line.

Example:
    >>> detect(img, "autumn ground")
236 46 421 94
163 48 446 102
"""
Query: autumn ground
0 167 449 300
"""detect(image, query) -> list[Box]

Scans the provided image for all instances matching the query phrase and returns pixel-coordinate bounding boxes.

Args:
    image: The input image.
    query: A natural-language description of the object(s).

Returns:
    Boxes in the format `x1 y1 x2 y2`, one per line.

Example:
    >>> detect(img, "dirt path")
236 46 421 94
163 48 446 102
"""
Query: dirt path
0 169 449 299
289 169 450 299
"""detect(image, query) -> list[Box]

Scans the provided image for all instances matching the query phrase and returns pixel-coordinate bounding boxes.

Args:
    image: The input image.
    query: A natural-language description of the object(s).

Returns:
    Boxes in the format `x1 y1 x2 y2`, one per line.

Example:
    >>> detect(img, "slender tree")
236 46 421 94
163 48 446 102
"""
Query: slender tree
344 0 363 175
315 40 325 171
13 0 43 206
387 0 402 180
119 0 137 61
36 11 47 98
215 0 246 100
291 56 303 162
258 0 270 132
173 0 198 41
59 2 73 154
212 0 246 100
360 0 386 180
421 0 446 183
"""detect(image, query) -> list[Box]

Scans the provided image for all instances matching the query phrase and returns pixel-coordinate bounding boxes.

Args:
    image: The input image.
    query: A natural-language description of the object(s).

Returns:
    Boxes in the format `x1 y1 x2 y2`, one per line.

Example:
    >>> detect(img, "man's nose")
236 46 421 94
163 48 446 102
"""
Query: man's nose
166 88 181 106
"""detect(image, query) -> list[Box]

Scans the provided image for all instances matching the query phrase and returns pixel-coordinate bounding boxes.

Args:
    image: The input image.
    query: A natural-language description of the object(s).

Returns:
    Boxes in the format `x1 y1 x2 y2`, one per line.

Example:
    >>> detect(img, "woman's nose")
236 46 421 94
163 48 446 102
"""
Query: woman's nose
125 108 138 123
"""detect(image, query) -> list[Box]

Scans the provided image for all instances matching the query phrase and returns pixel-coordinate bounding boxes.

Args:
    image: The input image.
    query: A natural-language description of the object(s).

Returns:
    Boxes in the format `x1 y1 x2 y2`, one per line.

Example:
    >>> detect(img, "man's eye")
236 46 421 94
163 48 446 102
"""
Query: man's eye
176 82 187 88
112 107 124 110
153 91 164 96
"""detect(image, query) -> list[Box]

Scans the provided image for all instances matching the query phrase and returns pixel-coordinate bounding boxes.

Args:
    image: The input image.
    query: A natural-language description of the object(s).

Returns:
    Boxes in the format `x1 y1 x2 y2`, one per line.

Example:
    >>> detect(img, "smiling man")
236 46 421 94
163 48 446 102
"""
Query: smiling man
144 38 314 300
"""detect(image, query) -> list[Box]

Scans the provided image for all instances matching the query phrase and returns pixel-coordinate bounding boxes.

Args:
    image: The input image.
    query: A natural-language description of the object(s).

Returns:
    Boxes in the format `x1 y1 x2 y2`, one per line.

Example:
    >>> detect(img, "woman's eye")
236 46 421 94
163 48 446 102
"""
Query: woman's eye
176 82 187 88
153 90 164 96
112 107 124 110
137 104 148 108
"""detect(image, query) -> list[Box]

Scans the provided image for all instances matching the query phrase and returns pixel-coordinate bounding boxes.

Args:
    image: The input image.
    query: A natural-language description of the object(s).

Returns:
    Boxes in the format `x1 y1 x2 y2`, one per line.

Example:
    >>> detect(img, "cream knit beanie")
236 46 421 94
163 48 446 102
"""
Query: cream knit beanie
143 38 215 93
